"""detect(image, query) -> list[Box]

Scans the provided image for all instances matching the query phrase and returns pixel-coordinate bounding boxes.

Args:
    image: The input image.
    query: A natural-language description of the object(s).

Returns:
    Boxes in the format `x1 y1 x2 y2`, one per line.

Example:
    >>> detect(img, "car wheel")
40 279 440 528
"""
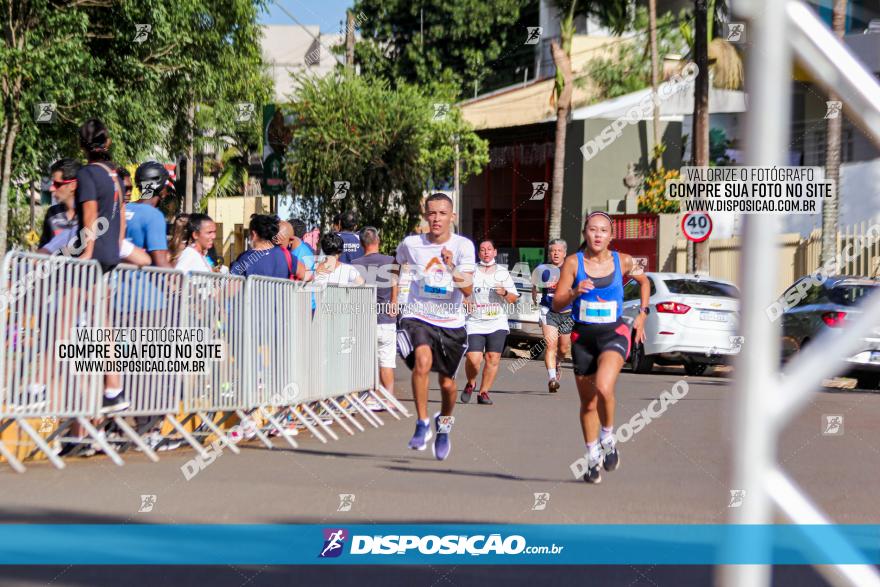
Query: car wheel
630 342 654 374
855 373 880 390
684 362 709 376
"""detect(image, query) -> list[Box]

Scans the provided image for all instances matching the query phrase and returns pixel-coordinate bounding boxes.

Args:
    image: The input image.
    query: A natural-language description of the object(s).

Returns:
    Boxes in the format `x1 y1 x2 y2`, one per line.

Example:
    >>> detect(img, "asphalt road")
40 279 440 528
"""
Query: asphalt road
1 357 878 586
2 357 878 525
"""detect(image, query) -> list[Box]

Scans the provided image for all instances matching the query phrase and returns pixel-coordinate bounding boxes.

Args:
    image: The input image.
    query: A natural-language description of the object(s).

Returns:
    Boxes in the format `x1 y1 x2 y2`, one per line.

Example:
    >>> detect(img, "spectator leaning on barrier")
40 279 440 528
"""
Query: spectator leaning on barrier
336 210 364 264
312 233 365 288
231 214 304 280
75 118 129 413
38 159 81 253
351 227 397 408
75 118 124 273
175 214 217 274
127 161 173 268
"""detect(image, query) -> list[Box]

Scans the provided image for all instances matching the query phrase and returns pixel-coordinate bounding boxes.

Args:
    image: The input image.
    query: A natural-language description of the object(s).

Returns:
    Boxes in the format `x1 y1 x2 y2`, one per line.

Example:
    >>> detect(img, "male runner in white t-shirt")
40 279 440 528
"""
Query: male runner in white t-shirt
394 193 475 460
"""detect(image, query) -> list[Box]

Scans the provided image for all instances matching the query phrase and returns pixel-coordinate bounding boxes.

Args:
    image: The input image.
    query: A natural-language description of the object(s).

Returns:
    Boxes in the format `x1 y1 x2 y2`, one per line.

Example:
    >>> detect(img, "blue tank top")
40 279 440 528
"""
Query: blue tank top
572 251 624 324
538 264 572 313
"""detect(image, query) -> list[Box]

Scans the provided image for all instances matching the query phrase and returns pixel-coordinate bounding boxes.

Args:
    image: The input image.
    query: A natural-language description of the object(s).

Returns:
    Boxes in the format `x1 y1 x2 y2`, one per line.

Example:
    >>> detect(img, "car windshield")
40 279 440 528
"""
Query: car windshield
663 279 739 298
828 283 878 306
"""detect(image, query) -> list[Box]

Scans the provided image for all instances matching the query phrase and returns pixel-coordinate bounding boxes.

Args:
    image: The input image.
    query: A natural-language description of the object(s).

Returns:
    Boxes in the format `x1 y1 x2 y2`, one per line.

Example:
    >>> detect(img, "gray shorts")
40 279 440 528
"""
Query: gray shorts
539 307 573 334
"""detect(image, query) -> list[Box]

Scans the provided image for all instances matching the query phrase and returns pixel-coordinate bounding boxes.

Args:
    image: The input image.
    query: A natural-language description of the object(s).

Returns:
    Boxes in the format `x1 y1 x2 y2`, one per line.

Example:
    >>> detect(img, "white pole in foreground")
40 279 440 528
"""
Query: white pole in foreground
719 0 790 585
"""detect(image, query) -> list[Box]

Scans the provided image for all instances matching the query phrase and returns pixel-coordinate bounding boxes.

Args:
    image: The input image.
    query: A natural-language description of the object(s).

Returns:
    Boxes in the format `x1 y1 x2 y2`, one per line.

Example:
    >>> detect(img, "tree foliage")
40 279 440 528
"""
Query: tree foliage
639 166 680 214
284 71 488 248
0 0 271 254
582 7 691 102
352 0 532 98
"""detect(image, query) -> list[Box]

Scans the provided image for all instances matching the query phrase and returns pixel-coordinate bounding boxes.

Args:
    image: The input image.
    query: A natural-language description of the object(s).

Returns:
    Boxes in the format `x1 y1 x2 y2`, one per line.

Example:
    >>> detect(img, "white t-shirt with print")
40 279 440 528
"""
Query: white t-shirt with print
395 233 476 329
311 261 364 288
175 246 213 274
466 263 520 335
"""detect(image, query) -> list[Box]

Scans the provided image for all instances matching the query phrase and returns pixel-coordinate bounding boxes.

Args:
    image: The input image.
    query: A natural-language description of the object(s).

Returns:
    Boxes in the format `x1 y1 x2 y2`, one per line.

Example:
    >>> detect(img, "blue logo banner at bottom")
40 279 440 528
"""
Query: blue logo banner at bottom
0 525 879 565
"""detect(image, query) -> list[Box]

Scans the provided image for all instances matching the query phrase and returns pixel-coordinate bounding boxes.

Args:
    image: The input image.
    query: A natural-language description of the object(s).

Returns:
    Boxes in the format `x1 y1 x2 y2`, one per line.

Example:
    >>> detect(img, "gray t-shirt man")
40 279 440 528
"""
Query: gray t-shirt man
351 252 395 325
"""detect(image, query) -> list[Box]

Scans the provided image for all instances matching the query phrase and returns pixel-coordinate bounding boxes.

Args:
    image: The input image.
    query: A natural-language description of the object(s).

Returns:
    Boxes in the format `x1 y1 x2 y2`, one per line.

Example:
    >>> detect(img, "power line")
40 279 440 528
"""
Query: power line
270 0 346 67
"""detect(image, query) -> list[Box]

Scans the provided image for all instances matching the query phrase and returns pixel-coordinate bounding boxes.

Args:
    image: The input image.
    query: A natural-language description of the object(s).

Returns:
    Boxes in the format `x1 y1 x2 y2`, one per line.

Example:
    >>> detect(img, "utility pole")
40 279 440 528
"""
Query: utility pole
345 10 355 70
692 0 710 273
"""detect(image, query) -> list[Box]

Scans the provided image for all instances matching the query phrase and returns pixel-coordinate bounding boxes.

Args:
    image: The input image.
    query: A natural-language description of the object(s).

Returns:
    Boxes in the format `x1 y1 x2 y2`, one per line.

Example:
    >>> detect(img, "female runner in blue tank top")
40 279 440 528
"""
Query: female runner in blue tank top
552 212 650 484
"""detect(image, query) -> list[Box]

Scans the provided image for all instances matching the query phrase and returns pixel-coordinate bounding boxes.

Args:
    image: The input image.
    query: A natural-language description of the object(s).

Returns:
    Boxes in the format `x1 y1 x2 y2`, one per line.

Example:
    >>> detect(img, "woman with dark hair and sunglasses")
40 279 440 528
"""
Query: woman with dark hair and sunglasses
552 211 651 484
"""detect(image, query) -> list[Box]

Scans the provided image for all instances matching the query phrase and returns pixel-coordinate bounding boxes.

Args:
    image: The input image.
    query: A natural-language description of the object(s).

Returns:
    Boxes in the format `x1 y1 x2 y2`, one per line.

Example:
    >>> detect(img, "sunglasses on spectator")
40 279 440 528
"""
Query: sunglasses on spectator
51 178 77 190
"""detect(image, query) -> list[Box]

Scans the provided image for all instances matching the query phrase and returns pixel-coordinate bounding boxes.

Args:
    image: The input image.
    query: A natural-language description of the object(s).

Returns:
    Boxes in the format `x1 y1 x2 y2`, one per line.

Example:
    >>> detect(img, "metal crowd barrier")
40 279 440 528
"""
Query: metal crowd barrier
98 265 189 462
0 252 409 472
0 252 105 471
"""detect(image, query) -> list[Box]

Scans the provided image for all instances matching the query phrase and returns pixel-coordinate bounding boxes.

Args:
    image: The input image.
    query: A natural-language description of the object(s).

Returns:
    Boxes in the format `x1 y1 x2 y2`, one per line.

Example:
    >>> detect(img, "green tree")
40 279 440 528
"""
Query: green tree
284 72 488 249
352 0 531 98
0 0 272 257
583 8 690 102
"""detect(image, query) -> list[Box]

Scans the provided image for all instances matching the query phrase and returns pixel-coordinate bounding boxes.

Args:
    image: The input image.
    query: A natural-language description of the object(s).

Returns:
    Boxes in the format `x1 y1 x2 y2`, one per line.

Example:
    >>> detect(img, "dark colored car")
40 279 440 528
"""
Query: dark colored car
780 275 880 389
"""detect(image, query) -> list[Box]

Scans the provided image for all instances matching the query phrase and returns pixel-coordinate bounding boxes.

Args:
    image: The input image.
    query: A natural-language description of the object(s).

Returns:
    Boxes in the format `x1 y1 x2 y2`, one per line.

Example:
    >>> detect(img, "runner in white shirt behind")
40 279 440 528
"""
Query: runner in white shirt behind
394 193 475 461
461 239 519 405
311 233 365 288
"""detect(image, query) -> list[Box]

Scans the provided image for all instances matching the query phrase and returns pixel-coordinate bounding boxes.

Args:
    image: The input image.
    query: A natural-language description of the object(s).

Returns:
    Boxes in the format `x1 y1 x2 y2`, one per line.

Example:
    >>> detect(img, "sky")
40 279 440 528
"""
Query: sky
260 0 355 32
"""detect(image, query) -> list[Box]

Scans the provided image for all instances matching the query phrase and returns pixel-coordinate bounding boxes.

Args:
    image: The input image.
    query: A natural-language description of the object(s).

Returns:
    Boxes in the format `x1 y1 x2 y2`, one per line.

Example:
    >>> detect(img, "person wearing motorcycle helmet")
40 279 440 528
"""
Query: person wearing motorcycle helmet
125 160 172 267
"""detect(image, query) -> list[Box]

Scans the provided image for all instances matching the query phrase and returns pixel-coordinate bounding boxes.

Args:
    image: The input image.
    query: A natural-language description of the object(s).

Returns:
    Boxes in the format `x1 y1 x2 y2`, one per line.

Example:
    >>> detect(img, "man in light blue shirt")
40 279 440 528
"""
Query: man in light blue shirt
290 218 315 276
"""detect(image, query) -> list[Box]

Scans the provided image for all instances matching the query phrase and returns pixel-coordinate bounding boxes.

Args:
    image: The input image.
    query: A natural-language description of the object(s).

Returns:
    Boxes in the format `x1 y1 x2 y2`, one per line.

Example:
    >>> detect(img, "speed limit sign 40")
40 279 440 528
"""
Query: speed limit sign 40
681 212 713 242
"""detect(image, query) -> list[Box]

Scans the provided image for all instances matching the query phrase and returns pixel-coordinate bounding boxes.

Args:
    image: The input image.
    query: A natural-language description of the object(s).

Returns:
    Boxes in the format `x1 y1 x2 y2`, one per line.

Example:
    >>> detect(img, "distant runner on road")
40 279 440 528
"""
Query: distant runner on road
462 239 519 406
552 212 650 484
532 239 572 393
394 193 475 460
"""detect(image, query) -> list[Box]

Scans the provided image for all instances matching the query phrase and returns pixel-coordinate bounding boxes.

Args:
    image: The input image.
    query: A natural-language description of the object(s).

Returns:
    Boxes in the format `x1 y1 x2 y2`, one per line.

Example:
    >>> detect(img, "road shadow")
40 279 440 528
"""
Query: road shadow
381 464 559 484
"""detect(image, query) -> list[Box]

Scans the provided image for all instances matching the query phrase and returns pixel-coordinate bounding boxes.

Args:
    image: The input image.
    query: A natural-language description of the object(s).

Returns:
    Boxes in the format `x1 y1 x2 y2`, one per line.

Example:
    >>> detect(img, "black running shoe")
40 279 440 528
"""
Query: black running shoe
101 394 130 414
601 437 620 471
477 391 493 405
460 382 475 404
583 464 602 484
603 447 620 471
548 379 560 393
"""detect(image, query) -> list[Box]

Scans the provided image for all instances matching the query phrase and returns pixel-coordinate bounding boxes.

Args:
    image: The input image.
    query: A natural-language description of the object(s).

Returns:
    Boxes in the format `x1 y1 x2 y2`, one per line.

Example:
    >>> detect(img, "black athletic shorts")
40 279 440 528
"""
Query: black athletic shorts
467 329 508 354
571 318 631 376
397 318 468 378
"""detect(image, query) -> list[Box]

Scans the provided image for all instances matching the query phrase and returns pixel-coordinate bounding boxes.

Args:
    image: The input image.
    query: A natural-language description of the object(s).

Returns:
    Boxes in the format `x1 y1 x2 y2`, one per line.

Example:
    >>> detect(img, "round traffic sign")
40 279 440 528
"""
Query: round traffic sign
681 212 712 242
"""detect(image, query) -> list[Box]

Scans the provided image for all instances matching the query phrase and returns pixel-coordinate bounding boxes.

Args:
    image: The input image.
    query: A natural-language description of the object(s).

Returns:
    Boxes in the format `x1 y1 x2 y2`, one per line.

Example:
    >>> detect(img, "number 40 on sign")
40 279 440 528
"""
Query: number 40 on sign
681 212 712 242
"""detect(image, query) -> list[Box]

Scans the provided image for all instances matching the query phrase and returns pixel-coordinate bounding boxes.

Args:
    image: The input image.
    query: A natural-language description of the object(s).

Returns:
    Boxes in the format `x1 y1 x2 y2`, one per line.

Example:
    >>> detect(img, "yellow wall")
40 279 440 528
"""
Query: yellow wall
205 196 272 263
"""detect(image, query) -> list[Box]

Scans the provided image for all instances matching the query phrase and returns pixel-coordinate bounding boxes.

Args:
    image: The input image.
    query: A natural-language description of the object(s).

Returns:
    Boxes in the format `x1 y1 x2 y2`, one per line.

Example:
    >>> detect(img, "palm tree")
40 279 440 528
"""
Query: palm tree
689 0 742 272
548 0 579 240
822 0 847 269
202 144 250 212
547 0 629 239
649 0 662 171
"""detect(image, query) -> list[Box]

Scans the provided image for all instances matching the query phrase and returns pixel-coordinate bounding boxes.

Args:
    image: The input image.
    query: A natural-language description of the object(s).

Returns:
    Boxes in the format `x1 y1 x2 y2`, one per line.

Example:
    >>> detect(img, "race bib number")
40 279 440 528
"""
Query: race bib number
475 304 502 319
437 415 454 434
578 300 617 324
421 281 452 299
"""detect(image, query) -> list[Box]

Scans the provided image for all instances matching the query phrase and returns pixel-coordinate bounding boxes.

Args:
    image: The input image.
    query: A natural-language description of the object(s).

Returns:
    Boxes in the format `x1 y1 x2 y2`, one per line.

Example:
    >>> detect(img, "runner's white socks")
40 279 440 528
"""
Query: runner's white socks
586 440 602 468
600 427 616 453
548 368 557 381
